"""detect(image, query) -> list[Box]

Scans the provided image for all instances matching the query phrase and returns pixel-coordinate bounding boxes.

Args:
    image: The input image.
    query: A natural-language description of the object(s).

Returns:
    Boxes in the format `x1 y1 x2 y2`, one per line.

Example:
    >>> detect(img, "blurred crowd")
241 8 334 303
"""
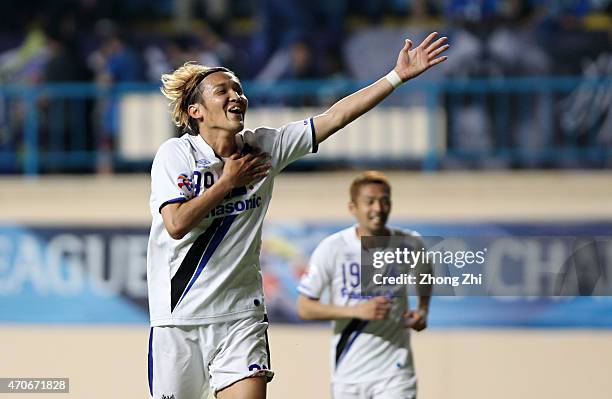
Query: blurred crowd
0 0 610 86
0 0 610 173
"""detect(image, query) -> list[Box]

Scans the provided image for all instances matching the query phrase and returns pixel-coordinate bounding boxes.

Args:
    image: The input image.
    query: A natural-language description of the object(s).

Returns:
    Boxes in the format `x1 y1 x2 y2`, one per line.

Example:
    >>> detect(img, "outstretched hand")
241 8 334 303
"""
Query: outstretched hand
394 32 449 82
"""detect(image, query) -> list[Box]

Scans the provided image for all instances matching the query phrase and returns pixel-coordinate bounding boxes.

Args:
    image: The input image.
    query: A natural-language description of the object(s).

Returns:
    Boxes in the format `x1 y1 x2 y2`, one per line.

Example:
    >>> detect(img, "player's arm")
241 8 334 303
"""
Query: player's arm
161 152 270 239
297 294 392 321
417 295 430 316
312 32 448 145
403 249 433 331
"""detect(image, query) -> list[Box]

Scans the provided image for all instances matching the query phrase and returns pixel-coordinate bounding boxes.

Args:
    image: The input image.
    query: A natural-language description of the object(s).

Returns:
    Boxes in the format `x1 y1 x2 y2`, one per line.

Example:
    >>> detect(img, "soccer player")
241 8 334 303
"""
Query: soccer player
147 33 447 399
296 171 432 399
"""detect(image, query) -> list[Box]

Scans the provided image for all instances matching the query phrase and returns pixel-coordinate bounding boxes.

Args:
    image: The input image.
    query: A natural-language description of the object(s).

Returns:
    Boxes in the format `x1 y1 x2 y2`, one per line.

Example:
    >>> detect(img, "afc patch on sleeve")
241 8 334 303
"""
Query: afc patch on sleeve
177 173 195 199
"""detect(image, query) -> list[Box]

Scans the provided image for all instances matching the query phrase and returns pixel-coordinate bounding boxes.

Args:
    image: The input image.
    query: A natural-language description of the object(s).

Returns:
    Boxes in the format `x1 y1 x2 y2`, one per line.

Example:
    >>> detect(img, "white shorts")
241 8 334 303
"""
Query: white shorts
148 315 273 399
332 374 417 399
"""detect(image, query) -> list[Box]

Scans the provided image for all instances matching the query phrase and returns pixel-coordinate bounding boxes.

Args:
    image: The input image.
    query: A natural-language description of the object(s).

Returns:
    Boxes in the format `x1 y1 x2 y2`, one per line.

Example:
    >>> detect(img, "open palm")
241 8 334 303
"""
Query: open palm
394 32 449 81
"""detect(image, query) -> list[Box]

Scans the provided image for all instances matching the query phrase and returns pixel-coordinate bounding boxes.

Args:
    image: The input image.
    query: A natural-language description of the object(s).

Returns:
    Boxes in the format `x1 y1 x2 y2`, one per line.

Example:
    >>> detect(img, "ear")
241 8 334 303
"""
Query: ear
188 103 203 120
348 201 356 216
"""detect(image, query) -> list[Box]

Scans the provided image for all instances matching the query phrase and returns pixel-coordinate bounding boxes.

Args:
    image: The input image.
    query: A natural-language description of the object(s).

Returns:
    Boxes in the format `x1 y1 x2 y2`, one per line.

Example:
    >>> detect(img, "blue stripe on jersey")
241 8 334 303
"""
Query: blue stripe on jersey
148 327 153 396
263 314 272 372
186 137 198 152
309 117 318 153
335 319 369 367
175 214 237 308
170 218 224 312
159 197 188 213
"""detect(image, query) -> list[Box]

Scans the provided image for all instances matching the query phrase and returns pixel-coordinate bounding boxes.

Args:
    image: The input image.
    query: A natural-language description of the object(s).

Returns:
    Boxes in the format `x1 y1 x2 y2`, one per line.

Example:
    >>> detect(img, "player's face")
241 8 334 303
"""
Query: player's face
349 183 391 235
199 71 248 134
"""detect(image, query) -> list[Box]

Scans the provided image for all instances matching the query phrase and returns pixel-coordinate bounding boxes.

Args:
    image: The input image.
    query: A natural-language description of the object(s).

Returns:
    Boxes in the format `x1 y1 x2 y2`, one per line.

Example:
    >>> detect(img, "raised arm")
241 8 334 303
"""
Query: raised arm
312 32 448 144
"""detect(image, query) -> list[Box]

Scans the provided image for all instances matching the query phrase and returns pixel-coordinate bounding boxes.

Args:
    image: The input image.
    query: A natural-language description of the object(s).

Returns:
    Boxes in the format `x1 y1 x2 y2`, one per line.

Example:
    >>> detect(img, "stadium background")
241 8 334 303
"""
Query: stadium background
1 1 612 398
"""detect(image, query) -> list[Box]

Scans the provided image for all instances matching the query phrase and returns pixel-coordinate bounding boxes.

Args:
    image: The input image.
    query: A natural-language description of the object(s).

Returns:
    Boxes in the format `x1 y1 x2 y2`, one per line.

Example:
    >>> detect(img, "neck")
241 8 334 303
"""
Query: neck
356 225 390 238
200 127 237 157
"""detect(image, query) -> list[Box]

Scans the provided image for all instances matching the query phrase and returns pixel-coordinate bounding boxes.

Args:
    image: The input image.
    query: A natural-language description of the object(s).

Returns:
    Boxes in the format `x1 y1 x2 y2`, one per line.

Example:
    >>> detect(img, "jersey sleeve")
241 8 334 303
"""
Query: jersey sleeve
298 239 333 300
249 118 318 175
150 139 195 214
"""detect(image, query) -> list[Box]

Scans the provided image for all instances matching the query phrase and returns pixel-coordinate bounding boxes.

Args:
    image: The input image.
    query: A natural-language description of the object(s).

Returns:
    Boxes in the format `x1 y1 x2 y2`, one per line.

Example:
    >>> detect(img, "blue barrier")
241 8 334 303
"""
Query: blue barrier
1 221 612 326
0 77 611 174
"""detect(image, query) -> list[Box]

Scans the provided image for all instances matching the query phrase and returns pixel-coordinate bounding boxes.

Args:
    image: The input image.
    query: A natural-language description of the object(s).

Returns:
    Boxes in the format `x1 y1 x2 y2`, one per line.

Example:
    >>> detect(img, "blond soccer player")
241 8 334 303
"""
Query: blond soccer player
147 33 447 399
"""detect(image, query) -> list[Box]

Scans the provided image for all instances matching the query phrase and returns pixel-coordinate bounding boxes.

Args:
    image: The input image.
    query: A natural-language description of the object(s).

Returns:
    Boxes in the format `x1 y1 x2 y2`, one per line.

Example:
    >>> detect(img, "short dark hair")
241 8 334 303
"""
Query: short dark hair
349 171 391 202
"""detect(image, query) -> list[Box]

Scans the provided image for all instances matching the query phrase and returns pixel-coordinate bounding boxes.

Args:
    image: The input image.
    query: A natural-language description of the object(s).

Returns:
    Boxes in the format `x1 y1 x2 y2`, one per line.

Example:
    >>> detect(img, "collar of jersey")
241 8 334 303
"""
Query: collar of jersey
345 225 361 246
192 134 225 161
347 224 399 245
192 133 246 162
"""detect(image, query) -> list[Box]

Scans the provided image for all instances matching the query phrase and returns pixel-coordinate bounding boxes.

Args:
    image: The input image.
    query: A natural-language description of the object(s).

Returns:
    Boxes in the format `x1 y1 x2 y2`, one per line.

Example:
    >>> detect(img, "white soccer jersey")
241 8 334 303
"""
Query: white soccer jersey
298 226 426 384
147 118 317 327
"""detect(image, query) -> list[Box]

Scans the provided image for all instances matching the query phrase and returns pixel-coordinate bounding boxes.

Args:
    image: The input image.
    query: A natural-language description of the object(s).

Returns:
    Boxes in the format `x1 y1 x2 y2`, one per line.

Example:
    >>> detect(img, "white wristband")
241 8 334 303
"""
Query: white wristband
385 70 403 89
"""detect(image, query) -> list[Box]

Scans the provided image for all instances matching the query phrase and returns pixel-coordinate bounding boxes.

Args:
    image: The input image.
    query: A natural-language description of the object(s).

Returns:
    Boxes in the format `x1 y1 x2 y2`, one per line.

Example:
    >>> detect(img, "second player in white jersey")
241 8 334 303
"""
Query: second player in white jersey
298 226 422 383
297 172 432 399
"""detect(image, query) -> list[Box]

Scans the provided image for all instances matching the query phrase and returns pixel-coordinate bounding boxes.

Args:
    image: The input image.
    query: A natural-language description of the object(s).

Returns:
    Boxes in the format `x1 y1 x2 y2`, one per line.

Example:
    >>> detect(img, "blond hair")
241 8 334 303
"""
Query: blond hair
350 171 391 202
160 62 232 134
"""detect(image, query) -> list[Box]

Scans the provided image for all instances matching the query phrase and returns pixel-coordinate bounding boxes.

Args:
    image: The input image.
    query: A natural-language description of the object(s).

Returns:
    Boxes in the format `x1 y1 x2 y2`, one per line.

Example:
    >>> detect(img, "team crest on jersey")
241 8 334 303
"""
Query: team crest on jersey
196 159 211 168
177 173 195 199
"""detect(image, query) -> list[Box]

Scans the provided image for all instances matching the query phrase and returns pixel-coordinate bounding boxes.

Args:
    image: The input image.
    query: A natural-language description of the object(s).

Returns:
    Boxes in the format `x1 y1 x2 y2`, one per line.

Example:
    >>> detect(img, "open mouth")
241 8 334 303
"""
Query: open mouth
227 106 244 120
369 215 384 223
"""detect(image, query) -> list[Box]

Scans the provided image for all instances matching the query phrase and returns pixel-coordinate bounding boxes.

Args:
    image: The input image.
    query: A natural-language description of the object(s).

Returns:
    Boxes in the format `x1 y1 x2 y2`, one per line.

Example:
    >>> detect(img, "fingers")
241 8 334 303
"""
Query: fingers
248 152 271 165
247 170 270 182
403 310 427 331
224 150 272 187
402 39 413 53
241 153 255 162
420 31 438 50
378 310 391 319
232 152 270 170
427 36 447 52
429 44 449 60
425 35 448 66
429 56 448 66
372 308 390 320
405 311 421 324
373 296 391 303
246 158 271 175
372 296 392 319
255 153 272 164
243 160 272 184
241 171 270 186
250 163 272 175
411 318 427 331
358 297 392 320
